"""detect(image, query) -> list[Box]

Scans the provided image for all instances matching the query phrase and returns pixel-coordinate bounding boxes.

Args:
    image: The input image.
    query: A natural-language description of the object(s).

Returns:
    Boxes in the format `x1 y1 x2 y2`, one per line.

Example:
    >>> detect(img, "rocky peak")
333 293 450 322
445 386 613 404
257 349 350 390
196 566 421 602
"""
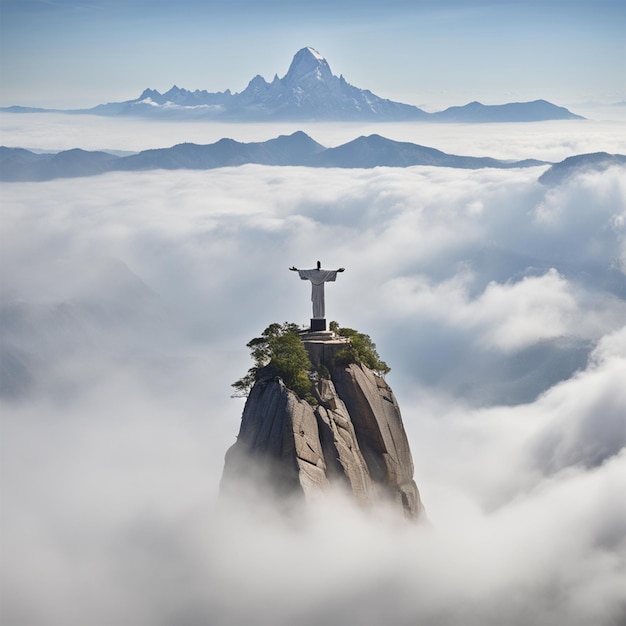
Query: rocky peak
221 330 425 520
282 47 334 86
138 87 161 101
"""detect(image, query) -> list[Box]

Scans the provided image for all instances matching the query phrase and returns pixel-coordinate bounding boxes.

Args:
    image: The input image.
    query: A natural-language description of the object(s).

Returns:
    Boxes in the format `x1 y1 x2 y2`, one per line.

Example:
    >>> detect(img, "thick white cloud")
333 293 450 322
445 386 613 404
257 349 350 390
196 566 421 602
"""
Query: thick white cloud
1 118 626 625
385 268 626 353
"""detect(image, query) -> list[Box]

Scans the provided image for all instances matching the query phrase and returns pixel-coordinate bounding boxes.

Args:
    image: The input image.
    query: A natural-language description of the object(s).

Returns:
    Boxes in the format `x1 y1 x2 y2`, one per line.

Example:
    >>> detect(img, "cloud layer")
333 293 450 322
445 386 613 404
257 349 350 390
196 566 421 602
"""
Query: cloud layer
1 119 626 625
2 111 626 159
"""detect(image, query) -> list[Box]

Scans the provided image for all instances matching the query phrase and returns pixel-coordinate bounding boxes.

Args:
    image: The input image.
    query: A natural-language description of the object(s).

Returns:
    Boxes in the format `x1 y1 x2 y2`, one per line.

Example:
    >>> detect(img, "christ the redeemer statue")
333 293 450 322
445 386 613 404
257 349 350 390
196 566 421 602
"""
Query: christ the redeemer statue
290 261 345 331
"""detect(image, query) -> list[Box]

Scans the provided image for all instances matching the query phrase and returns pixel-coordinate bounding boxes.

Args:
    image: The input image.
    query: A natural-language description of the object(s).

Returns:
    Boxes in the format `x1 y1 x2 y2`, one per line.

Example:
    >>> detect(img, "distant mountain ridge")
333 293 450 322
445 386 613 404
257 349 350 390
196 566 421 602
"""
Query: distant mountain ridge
0 132 548 182
538 152 626 185
431 99 583 122
1 47 584 122
3 136 622 185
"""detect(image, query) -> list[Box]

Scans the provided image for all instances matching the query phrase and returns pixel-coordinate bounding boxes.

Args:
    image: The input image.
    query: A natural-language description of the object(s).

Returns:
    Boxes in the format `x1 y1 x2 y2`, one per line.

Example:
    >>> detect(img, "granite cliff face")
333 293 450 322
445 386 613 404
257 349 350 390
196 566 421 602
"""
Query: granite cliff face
221 332 424 519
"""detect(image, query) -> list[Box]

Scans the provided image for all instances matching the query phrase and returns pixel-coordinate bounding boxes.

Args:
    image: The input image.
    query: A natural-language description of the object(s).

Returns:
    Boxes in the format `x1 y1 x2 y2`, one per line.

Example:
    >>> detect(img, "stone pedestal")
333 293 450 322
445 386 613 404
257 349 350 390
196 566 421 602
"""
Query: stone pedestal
310 318 326 331
299 330 349 368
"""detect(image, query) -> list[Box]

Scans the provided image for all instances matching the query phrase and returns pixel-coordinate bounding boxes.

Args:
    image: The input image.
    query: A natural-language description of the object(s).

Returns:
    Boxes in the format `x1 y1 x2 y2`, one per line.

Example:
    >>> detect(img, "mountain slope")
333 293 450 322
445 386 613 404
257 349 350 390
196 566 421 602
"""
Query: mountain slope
309 134 544 169
114 131 326 171
538 152 626 185
0 147 118 181
226 47 428 121
86 47 428 121
0 132 548 181
0 48 584 122
432 99 584 122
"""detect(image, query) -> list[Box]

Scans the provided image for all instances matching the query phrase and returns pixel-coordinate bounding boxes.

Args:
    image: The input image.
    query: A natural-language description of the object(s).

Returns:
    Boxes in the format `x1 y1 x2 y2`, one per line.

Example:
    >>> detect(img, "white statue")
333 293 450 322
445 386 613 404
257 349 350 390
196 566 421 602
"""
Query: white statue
290 261 345 319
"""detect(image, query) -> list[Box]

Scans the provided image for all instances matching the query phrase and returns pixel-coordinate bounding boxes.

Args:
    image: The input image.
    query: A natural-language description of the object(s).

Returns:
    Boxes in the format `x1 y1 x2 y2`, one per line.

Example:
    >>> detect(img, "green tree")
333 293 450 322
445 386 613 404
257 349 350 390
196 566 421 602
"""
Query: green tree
232 322 315 402
330 321 390 376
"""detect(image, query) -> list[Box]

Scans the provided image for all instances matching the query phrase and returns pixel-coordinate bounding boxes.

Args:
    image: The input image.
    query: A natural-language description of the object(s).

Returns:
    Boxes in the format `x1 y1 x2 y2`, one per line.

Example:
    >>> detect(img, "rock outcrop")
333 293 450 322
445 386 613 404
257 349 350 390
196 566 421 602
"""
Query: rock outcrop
221 331 424 519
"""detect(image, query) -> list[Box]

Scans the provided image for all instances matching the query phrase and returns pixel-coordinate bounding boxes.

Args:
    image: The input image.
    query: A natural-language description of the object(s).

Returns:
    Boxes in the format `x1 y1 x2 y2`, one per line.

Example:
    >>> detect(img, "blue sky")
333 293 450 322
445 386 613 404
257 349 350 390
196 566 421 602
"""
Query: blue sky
0 0 624 109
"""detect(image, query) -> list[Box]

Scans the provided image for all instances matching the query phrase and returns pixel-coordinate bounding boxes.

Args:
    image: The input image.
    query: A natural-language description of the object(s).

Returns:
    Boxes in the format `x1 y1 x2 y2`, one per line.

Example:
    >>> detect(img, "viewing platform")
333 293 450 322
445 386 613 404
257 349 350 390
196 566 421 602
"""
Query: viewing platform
298 327 349 367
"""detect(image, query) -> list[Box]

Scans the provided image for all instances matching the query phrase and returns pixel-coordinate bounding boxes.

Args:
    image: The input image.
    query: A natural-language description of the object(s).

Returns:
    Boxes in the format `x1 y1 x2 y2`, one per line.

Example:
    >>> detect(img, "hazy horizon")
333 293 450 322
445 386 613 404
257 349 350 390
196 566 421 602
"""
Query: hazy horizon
2 111 626 159
1 0 624 110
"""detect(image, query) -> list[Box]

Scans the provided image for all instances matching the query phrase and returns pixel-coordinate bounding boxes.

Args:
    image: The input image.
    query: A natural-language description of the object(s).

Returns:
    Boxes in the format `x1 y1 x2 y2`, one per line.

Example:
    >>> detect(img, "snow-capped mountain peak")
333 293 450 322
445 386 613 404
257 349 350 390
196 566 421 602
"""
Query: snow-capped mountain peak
304 46 325 62
52 48 583 122
283 47 333 85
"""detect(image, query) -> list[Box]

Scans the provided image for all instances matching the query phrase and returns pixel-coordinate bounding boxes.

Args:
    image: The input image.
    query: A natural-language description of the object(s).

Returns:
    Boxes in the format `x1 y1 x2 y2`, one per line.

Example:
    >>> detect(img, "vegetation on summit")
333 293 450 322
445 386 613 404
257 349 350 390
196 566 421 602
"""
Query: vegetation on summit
231 322 314 402
329 321 390 376
232 321 389 402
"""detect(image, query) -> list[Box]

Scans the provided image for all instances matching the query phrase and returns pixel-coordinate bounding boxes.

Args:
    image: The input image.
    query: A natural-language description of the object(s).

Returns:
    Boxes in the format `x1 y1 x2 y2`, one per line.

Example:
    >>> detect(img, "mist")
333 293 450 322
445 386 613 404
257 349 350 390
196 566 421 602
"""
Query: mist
2 110 626 159
1 116 625 625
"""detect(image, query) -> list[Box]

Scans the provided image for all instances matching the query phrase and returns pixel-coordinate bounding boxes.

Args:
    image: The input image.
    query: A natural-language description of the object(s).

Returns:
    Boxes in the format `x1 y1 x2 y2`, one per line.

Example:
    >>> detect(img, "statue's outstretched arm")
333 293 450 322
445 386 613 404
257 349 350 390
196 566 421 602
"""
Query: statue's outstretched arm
289 266 298 271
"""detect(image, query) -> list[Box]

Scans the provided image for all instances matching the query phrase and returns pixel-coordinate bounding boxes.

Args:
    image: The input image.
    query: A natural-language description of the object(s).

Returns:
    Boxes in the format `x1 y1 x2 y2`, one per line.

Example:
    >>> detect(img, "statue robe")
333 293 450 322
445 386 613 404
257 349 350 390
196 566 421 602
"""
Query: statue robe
297 268 339 319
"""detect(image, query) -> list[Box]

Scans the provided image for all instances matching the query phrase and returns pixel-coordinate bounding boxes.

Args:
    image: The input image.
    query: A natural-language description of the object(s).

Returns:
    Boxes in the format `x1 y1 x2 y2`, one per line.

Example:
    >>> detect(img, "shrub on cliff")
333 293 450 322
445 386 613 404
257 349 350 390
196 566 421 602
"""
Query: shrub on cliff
329 321 390 376
231 322 315 402
232 321 389 401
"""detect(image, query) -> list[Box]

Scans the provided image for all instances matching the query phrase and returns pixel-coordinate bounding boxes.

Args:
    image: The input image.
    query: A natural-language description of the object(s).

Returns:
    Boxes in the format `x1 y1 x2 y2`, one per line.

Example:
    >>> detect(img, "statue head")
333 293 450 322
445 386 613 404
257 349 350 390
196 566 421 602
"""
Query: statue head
317 260 321 269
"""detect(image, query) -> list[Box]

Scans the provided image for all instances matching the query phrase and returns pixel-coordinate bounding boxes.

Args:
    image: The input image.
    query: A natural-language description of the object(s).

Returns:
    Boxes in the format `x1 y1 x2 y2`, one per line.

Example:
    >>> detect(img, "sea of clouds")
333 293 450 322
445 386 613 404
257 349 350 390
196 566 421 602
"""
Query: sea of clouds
1 113 626 625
